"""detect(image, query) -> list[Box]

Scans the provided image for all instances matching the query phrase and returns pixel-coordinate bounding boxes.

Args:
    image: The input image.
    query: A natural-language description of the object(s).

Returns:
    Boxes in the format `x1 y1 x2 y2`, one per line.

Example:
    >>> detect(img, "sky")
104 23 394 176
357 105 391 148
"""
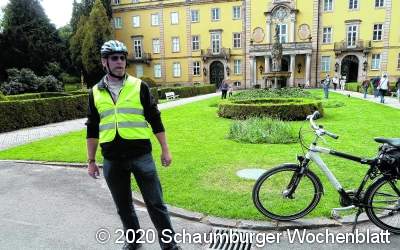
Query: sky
0 0 75 28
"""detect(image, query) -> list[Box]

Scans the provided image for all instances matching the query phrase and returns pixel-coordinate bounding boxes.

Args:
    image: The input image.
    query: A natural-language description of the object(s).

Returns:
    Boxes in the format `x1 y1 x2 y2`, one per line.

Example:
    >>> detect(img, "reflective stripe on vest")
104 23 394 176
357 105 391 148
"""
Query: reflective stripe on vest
92 75 152 144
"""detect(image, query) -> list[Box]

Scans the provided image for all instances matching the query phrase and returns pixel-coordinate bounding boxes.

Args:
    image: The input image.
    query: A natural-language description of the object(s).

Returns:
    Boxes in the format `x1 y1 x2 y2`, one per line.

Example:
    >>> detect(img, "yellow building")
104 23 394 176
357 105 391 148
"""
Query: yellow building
112 0 400 88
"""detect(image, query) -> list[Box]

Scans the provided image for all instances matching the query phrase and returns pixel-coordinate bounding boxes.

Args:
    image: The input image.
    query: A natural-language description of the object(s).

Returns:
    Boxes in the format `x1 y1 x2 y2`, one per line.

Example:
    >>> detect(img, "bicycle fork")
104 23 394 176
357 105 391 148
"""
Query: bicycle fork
282 156 312 199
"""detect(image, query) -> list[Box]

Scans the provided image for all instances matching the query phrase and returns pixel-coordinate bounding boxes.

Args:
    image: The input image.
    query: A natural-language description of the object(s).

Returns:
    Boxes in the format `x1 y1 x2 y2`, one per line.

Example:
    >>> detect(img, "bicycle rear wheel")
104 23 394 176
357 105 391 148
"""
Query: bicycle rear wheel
252 164 323 221
365 177 400 234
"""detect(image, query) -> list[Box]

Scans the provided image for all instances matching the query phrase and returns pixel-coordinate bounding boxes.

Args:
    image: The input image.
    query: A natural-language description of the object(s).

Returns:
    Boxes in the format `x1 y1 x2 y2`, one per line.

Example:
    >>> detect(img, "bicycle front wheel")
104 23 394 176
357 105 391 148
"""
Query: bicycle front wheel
365 177 400 234
252 164 323 221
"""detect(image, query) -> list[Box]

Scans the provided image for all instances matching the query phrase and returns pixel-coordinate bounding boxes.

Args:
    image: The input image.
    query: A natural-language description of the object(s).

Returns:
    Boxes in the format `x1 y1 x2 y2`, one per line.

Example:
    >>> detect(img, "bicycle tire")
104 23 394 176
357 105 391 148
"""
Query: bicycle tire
252 164 323 221
365 177 400 234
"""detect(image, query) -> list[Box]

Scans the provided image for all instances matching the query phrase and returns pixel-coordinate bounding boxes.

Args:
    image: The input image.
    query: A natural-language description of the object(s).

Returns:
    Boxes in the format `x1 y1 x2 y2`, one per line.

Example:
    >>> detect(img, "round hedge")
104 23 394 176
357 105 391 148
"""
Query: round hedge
218 98 324 121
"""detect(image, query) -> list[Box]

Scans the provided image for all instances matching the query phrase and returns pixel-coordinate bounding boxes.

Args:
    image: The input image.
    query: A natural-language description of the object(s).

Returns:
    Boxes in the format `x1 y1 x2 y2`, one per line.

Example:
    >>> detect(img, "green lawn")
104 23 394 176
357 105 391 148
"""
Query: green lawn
1 90 399 220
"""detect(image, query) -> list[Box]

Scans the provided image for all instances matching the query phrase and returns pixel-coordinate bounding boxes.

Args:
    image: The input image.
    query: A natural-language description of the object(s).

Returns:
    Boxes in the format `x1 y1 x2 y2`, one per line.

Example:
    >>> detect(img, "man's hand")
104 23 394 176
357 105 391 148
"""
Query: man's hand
161 149 172 167
88 162 100 179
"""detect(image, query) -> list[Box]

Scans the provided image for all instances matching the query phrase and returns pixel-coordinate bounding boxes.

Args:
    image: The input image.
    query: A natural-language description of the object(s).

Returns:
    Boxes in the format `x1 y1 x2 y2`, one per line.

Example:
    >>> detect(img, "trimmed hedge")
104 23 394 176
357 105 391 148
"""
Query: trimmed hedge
345 81 397 95
157 85 216 99
218 98 323 121
0 95 88 133
4 92 71 101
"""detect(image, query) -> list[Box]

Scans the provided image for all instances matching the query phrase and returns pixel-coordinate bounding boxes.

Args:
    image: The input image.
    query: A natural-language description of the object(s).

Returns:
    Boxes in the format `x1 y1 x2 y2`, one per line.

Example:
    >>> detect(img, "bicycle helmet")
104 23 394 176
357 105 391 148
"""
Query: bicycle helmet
101 40 128 58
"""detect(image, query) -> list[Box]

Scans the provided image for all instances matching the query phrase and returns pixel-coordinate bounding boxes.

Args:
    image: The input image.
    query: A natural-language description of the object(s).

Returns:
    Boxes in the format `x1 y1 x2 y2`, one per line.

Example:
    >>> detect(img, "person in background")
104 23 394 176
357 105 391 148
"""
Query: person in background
228 83 233 97
220 78 229 99
361 78 370 99
378 73 389 103
322 74 331 99
332 74 339 91
340 75 346 91
395 77 400 102
372 77 380 98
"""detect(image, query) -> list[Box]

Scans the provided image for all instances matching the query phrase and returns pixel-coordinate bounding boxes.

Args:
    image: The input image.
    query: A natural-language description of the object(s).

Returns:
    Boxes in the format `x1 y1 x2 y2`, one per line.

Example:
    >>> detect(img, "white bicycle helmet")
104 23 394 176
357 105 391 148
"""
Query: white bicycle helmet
101 40 128 58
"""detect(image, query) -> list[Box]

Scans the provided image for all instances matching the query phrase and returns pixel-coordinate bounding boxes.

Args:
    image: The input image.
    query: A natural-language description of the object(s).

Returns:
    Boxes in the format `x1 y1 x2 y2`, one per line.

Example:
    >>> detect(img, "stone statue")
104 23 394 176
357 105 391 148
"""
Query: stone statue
271 25 283 72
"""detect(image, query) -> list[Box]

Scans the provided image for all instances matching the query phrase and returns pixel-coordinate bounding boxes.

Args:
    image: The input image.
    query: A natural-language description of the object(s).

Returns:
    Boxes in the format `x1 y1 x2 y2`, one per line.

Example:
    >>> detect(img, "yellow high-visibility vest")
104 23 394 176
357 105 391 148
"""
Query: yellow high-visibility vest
92 76 152 144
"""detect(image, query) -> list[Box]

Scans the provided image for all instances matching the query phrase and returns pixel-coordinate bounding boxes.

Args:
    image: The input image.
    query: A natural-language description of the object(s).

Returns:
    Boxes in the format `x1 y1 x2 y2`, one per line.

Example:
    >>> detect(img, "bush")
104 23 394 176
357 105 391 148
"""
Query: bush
228 117 298 144
0 94 88 133
140 76 158 88
5 93 42 101
158 85 216 99
0 92 7 101
0 68 64 95
345 82 359 92
218 98 323 121
231 88 314 100
60 72 80 84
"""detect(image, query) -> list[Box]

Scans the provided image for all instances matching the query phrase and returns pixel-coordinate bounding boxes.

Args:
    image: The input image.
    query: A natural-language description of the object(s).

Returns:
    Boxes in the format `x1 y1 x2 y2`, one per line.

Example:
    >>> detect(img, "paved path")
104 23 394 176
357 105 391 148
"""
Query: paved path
332 89 400 109
0 93 219 151
1 161 399 250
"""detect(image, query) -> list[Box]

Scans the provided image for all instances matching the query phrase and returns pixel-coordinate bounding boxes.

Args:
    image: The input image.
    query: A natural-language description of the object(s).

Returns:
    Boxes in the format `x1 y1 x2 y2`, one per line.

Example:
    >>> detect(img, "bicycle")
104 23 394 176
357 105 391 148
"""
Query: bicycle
252 111 400 233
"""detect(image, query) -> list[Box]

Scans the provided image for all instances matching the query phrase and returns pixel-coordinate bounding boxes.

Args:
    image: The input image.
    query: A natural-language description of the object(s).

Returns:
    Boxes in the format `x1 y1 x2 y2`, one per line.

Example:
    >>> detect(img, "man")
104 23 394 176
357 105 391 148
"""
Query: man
86 40 179 250
361 78 370 99
220 78 229 99
378 73 389 103
322 74 331 99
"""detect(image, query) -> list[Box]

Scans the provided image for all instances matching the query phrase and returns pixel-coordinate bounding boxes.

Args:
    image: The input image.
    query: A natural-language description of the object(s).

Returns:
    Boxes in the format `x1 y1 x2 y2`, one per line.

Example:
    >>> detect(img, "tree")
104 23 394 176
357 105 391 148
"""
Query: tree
70 16 88 74
81 0 112 86
70 0 112 32
1 0 63 76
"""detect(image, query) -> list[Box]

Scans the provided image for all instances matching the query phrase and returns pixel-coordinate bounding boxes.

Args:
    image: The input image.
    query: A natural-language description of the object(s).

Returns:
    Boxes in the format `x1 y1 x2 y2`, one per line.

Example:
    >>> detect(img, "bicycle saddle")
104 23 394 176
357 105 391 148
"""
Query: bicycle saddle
374 137 400 148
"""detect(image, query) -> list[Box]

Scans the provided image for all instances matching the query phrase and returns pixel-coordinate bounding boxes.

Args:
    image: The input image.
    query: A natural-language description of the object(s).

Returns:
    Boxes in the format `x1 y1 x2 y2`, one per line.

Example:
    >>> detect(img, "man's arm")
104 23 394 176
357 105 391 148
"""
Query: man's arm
86 89 101 178
155 132 172 167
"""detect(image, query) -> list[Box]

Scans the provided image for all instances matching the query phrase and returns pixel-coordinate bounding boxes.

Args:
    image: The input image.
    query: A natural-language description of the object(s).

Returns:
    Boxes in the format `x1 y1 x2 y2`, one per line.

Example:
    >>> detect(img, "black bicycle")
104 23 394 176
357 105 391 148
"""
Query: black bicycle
252 111 400 233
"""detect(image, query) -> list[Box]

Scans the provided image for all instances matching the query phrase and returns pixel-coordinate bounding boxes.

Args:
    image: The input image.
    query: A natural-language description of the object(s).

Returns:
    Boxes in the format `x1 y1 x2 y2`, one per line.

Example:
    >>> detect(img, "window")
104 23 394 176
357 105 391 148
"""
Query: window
132 16 140 27
173 63 181 77
347 25 358 47
151 14 160 26
135 65 143 78
322 27 332 44
375 0 385 8
113 0 120 4
234 60 241 74
398 53 400 69
132 0 139 3
191 35 200 51
321 56 331 72
373 24 383 41
114 17 122 29
211 8 220 21
211 33 221 54
324 0 333 11
152 39 160 54
193 61 200 76
349 0 358 9
172 37 180 52
233 81 241 87
133 39 142 58
277 24 287 43
171 12 179 24
233 33 241 48
154 64 161 78
371 54 381 70
233 6 241 19
191 10 199 22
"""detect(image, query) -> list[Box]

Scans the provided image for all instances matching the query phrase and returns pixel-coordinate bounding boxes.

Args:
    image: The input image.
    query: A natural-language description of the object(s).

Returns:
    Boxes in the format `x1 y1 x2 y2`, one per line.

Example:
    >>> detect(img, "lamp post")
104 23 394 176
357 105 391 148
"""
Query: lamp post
363 60 368 72
297 63 302 73
259 65 264 74
335 62 339 72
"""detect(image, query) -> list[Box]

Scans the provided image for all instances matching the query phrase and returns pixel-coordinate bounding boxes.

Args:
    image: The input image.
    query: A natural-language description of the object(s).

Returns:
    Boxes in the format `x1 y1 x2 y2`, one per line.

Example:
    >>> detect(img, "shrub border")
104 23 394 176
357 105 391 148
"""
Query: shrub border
218 98 324 121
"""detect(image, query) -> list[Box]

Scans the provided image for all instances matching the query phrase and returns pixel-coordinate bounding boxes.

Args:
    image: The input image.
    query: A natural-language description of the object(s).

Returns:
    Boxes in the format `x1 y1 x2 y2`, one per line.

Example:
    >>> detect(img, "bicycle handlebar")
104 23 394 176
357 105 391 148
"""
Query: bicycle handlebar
307 111 339 140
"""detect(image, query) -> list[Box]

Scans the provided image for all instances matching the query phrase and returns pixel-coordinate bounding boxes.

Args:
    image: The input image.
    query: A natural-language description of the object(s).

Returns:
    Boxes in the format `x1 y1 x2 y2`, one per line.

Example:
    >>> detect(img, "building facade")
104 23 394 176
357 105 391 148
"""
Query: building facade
112 0 400 88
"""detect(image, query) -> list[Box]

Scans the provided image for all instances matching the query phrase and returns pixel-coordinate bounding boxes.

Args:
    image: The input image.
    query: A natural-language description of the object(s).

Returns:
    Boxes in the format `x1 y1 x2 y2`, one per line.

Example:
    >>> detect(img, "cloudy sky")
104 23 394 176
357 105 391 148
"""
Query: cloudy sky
0 0 75 28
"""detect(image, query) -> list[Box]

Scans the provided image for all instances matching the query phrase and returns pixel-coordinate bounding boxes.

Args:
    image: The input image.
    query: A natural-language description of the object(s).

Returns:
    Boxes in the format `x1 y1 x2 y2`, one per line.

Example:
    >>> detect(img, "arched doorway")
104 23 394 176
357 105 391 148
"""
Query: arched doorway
210 61 224 88
341 55 359 82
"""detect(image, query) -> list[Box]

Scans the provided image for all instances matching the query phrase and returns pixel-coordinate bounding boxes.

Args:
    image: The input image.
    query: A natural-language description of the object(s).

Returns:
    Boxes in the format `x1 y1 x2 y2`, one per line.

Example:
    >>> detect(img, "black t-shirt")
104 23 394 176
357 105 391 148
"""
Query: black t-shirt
86 76 164 160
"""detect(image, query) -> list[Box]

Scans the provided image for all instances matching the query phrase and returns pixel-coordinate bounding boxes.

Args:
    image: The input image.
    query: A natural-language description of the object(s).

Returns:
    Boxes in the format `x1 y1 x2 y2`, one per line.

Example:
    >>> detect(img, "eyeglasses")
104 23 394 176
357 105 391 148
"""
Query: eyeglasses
109 55 126 62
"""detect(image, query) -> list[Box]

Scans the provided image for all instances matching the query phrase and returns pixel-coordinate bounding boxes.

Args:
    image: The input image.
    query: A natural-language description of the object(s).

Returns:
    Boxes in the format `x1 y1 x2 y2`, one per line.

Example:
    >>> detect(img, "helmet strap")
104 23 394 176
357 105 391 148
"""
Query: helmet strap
104 60 125 80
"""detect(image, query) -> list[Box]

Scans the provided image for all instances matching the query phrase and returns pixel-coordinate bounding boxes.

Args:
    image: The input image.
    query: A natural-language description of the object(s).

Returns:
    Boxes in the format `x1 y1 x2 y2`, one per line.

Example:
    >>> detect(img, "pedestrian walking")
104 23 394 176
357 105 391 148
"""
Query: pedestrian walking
378 73 389 103
332 74 339 90
220 79 229 99
361 78 370 99
322 74 331 99
340 75 346 91
396 77 400 102
86 40 181 250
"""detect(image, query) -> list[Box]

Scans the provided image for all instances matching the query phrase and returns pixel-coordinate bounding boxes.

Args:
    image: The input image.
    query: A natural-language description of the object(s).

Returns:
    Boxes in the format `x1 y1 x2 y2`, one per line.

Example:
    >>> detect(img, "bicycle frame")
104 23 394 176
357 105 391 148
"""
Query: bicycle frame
303 141 375 205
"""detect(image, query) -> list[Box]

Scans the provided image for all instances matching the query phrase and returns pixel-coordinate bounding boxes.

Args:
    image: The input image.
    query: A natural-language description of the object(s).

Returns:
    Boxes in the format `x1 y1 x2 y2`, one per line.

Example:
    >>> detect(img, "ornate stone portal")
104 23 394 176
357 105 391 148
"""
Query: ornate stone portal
263 27 291 88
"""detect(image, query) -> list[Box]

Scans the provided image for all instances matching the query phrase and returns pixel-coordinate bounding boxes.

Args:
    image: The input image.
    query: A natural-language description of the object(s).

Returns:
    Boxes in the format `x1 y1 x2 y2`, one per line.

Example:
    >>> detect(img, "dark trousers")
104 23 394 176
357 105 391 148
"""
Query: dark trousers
103 153 176 249
221 90 227 99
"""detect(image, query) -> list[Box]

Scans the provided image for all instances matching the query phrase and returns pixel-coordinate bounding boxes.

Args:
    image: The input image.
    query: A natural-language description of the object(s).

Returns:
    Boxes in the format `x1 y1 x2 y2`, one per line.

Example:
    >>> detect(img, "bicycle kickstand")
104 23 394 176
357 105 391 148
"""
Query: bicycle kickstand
352 208 363 233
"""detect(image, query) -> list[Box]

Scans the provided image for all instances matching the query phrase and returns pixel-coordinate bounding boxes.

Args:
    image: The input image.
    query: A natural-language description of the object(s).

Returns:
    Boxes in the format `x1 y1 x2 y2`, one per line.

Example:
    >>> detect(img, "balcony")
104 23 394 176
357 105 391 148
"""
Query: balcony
249 42 312 53
201 48 231 62
334 40 372 56
128 53 152 65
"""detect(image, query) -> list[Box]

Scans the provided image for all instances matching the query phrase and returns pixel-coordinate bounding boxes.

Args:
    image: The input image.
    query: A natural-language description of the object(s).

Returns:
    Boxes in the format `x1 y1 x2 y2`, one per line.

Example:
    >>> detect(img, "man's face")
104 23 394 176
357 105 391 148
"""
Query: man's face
102 53 126 77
